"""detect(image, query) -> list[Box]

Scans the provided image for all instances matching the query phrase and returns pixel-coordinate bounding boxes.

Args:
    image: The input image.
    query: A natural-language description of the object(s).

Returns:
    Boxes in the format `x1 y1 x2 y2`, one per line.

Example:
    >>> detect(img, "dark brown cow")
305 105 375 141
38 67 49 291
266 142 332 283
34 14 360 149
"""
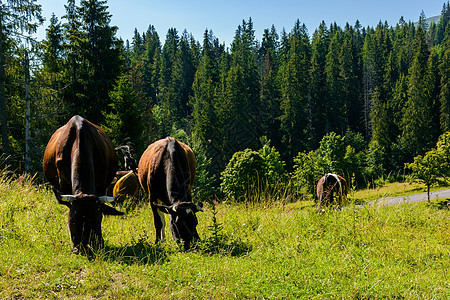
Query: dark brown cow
316 173 348 210
43 115 123 254
138 137 202 250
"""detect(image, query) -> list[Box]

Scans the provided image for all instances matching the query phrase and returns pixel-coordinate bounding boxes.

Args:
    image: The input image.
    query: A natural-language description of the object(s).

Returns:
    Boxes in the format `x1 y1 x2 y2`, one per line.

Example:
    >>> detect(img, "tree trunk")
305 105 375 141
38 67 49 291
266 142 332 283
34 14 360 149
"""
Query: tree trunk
0 22 10 165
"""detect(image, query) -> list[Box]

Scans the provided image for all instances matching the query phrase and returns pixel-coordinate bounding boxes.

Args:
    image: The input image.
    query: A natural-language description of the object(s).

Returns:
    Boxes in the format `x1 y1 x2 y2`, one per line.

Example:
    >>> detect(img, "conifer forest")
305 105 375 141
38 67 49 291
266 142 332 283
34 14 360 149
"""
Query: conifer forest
2 0 450 196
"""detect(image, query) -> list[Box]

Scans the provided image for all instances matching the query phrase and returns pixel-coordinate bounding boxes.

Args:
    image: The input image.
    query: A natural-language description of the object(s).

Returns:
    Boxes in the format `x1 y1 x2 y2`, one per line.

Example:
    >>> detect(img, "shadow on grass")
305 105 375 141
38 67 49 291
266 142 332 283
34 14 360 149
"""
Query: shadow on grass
430 199 450 210
195 236 253 257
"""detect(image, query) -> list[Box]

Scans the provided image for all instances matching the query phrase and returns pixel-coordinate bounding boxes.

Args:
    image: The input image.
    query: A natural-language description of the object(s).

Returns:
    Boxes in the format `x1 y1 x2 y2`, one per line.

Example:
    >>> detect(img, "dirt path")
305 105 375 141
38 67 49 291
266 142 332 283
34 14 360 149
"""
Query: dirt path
372 189 450 206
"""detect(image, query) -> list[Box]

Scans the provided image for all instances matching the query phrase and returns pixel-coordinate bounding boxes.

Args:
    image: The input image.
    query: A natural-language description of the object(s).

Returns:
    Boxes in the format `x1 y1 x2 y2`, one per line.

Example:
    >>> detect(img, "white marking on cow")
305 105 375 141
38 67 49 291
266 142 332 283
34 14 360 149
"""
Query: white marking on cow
157 199 166 241
328 173 343 202
158 210 166 241
186 208 192 215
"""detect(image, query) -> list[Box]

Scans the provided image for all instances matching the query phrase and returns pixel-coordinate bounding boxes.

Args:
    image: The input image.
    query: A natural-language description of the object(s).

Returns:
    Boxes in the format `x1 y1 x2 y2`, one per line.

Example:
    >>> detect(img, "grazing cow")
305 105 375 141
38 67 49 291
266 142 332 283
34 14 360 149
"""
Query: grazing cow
316 173 348 209
112 170 141 203
106 170 130 196
138 137 203 250
43 115 123 254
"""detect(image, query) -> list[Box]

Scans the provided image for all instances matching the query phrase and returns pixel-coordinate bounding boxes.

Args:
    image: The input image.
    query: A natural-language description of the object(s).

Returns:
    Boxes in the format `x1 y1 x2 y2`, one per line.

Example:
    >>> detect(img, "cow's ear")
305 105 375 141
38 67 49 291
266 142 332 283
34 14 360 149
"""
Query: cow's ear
100 204 124 216
153 203 172 214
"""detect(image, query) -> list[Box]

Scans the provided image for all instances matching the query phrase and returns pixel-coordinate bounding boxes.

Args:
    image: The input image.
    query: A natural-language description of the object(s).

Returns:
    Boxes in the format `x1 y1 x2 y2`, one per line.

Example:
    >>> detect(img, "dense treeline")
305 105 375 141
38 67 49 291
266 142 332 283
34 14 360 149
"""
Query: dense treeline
1 0 450 195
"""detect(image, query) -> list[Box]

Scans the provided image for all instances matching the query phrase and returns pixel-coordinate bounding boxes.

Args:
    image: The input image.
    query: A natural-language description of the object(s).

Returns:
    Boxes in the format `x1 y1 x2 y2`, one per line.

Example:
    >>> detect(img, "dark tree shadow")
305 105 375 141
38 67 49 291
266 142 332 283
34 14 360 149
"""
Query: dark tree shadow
193 236 253 257
430 199 450 210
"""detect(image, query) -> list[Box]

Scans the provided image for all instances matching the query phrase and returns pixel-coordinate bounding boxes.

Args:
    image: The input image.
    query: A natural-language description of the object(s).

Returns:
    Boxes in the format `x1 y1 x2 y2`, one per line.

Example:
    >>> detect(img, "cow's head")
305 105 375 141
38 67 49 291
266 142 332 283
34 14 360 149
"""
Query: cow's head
53 189 123 254
154 201 203 250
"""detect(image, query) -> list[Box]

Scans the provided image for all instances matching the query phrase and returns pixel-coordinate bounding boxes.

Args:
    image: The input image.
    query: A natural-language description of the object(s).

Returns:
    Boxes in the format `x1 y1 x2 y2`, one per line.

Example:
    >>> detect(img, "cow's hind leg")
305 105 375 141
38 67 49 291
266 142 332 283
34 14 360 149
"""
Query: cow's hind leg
151 200 166 243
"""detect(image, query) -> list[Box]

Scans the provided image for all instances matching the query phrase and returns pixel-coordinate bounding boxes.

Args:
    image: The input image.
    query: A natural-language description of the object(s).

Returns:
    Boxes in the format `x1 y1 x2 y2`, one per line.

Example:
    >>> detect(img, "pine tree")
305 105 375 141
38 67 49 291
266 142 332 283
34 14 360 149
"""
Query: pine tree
102 75 144 152
370 86 391 154
157 28 179 135
142 25 161 106
41 14 63 73
61 0 83 116
191 30 225 173
341 24 363 133
439 49 450 132
0 0 42 164
170 30 196 121
435 1 450 45
401 26 433 157
309 21 329 147
279 20 311 167
221 18 260 158
325 26 345 134
258 25 281 148
78 0 123 124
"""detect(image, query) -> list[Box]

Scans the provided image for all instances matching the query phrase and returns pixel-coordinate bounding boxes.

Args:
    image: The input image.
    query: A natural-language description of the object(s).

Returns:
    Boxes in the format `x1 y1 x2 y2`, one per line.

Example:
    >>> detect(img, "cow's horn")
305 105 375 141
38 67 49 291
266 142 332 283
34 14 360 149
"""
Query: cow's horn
60 194 76 202
98 194 119 203
172 205 178 212
196 204 204 212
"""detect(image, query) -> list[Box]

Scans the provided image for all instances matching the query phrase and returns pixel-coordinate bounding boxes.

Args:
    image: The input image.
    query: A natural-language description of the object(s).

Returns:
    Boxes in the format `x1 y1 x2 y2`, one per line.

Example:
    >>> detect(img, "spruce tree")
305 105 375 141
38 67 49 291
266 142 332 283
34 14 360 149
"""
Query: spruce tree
325 26 345 134
142 25 161 106
439 49 450 132
341 24 363 133
78 0 122 124
309 21 329 147
102 75 144 153
41 14 63 74
401 26 433 157
191 30 225 173
279 20 311 167
0 0 42 165
170 30 196 121
259 25 281 148
221 18 260 158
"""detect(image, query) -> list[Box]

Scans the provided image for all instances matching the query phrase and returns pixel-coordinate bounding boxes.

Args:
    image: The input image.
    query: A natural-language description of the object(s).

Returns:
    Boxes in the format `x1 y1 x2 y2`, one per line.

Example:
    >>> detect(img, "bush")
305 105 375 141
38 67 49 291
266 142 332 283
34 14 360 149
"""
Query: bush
292 150 325 195
220 141 287 202
220 149 265 201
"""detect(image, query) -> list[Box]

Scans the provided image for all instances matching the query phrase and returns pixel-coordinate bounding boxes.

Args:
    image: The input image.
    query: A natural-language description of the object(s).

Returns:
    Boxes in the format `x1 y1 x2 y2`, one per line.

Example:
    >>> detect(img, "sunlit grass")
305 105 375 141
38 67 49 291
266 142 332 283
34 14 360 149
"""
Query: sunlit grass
0 171 448 299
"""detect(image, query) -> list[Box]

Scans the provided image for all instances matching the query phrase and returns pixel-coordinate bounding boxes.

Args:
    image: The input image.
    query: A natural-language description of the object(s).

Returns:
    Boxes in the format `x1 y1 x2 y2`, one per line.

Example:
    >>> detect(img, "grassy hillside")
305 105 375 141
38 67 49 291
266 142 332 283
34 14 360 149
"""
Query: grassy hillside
0 172 448 299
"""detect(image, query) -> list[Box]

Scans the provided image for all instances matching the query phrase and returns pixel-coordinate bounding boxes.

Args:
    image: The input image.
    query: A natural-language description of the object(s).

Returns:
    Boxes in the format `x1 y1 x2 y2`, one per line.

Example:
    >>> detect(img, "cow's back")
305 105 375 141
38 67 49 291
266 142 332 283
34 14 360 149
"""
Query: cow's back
138 137 195 203
43 115 117 195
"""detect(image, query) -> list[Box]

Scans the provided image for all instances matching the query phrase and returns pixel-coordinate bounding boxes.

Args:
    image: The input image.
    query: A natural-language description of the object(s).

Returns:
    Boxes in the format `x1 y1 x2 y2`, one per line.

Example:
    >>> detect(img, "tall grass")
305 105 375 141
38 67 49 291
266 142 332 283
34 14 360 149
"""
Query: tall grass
0 170 448 299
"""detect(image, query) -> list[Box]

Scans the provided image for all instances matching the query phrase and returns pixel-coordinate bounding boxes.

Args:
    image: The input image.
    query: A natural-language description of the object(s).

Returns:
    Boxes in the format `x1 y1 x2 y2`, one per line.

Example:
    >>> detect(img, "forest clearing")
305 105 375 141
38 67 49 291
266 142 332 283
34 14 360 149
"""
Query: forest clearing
1 1 450 298
0 172 448 299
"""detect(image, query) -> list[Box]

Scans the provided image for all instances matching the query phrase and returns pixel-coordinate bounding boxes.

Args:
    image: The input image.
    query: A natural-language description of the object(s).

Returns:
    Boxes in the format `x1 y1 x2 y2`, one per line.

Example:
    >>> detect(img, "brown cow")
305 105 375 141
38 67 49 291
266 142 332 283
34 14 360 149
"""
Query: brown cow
316 173 348 210
112 170 141 203
138 137 202 250
106 170 133 196
43 115 123 254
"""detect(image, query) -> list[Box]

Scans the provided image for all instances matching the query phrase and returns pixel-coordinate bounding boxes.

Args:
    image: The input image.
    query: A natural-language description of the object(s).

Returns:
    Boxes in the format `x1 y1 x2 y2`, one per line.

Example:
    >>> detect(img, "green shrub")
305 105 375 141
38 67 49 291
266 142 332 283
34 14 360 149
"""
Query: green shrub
220 141 287 202
220 149 265 201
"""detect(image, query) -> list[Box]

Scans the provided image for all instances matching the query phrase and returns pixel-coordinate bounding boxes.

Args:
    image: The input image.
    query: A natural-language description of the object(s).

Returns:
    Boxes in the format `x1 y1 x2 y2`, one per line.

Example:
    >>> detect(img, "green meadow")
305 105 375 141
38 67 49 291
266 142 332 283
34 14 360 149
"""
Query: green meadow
0 173 448 299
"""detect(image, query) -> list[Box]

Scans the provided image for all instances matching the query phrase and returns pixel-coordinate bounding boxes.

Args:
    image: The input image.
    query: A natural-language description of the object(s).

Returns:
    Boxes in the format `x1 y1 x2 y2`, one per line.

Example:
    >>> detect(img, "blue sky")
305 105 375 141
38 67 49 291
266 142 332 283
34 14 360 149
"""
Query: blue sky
36 0 447 47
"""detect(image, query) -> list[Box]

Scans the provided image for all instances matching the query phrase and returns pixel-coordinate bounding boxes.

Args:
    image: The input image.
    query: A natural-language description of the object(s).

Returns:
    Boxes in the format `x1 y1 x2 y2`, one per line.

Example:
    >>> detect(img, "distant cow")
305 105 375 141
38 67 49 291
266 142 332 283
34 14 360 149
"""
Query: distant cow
43 115 123 254
138 137 203 250
316 173 348 209
112 170 141 203
106 170 130 196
